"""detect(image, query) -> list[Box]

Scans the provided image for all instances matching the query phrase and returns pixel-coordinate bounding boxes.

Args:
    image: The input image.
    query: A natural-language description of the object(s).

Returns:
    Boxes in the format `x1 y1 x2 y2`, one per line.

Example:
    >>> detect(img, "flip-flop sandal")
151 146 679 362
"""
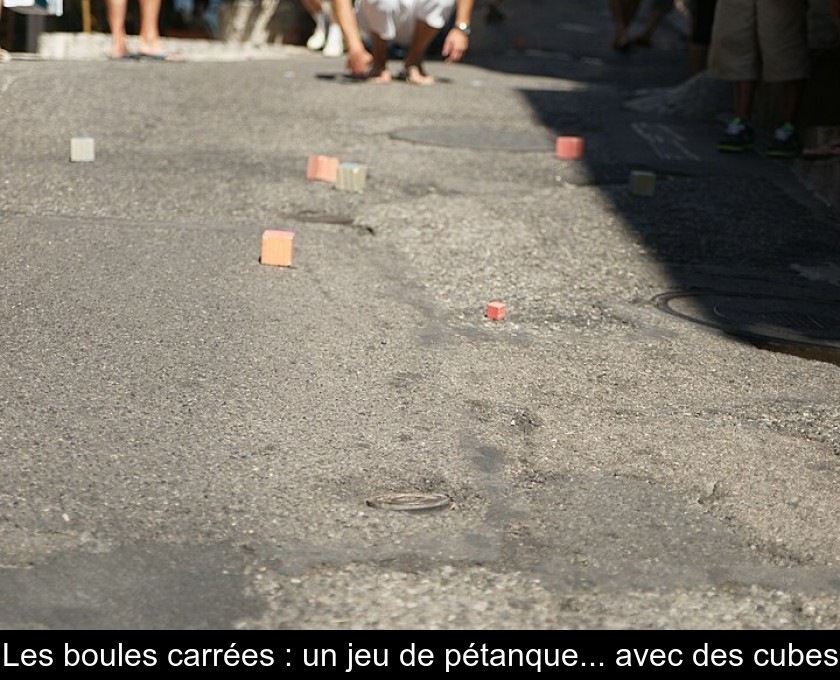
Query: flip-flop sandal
801 140 840 160
138 52 185 62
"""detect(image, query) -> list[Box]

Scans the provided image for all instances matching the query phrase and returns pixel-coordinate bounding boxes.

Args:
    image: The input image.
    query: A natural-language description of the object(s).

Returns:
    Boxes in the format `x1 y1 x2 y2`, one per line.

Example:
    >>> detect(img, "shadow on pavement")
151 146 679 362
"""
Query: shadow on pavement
466 0 840 364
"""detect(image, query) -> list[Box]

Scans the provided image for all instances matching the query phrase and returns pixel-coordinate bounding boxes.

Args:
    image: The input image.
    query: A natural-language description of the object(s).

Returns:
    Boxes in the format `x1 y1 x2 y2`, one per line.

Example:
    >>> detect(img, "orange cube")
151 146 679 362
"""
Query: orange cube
306 155 340 183
555 136 585 160
486 301 507 321
261 230 295 267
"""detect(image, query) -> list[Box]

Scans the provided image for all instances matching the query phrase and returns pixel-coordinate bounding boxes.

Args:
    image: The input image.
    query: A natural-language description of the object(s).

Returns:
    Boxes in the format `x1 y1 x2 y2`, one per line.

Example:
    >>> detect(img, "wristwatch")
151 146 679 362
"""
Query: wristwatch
455 22 472 36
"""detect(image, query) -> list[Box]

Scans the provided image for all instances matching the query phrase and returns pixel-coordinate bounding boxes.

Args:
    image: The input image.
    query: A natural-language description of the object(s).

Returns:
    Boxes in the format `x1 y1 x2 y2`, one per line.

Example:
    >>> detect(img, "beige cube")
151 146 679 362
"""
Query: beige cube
261 230 295 267
336 162 367 193
307 155 339 183
70 137 95 162
629 170 656 197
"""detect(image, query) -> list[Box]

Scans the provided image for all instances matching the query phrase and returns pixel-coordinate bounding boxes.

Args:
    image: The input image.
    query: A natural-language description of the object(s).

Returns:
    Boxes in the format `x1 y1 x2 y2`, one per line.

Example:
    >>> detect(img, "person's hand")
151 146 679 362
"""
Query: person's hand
442 29 469 63
346 46 373 76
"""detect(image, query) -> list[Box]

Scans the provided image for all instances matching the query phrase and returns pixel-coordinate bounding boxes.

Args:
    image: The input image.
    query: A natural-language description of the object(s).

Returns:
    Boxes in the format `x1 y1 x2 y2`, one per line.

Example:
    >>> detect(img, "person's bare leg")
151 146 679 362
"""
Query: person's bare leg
138 0 183 59
107 0 131 57
633 6 669 46
404 20 439 84
137 0 163 54
733 80 755 121
368 32 392 82
831 0 840 32
609 0 641 50
687 42 708 75
778 80 802 127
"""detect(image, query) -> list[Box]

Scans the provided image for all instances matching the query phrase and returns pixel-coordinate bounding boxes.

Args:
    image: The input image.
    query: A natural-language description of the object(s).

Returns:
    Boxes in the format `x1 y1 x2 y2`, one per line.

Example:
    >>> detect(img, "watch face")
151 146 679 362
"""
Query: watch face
457 22 472 36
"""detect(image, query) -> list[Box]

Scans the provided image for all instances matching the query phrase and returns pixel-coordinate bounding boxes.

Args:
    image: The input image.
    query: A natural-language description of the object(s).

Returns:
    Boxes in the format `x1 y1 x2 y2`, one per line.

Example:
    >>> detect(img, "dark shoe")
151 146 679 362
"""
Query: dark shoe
717 117 755 153
765 122 802 158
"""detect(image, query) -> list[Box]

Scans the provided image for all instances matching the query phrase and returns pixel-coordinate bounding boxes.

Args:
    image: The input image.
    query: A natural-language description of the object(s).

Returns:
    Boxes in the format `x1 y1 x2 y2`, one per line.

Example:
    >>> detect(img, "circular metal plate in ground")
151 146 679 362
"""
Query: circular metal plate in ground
654 291 840 351
390 125 555 152
365 492 452 512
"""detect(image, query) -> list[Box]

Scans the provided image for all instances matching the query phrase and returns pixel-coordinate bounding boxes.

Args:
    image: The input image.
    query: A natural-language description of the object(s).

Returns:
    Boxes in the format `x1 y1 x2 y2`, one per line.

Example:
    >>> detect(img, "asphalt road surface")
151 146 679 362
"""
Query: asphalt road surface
2 0 840 633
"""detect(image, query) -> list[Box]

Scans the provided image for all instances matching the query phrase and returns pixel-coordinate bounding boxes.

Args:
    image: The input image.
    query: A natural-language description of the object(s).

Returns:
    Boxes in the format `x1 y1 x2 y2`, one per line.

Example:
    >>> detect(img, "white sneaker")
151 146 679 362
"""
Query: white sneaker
306 16 327 51
322 23 344 57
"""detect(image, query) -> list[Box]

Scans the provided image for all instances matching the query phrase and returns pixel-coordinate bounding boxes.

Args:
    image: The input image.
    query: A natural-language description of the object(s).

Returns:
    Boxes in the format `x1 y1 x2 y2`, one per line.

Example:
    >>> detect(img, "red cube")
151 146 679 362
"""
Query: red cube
486 301 507 321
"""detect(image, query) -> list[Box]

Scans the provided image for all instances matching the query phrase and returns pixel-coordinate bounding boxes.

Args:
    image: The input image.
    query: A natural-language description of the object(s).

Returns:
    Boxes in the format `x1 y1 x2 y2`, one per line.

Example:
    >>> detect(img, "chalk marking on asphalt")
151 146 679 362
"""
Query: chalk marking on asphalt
631 122 701 161
791 263 840 286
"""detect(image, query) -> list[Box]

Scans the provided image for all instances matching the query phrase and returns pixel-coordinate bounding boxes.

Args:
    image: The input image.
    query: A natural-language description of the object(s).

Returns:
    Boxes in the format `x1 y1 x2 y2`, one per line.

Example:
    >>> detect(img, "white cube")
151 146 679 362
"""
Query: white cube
336 162 367 193
70 137 95 162
629 170 655 197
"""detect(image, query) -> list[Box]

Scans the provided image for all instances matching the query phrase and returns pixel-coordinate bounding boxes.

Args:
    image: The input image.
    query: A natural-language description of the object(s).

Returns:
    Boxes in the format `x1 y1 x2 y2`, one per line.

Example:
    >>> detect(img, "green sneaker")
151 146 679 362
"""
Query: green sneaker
717 117 755 153
765 122 802 158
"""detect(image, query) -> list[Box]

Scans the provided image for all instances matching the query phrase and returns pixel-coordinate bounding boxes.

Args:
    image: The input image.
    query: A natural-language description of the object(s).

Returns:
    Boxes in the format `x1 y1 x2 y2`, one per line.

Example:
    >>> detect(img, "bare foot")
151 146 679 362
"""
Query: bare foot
109 40 134 59
367 67 392 83
138 51 186 62
612 30 631 53
405 64 434 85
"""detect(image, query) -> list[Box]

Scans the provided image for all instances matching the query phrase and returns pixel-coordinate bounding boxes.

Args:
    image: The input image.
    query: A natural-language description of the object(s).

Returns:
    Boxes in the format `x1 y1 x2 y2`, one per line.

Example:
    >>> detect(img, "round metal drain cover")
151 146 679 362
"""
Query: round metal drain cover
654 291 840 350
365 492 452 512
390 125 555 152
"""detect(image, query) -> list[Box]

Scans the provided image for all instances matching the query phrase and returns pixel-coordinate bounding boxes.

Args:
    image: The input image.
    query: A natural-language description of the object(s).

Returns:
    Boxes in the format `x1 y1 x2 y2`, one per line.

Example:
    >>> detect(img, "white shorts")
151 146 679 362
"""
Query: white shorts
356 0 456 45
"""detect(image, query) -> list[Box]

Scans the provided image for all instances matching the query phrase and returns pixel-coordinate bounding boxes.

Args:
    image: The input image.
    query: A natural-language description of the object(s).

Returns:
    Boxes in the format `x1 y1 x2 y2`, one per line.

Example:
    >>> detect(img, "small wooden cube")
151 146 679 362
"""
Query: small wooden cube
306 155 339 183
70 137 95 162
261 230 295 267
486 301 507 321
336 162 367 193
555 136 584 160
629 170 656 197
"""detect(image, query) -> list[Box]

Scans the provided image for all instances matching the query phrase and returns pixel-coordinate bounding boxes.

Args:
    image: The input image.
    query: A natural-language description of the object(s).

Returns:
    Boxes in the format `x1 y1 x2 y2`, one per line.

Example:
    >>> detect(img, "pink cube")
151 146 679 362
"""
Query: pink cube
555 136 585 160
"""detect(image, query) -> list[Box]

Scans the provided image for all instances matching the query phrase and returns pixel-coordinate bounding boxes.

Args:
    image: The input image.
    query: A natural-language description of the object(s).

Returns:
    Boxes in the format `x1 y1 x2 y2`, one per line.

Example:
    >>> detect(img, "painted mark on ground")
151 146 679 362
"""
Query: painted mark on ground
632 122 701 162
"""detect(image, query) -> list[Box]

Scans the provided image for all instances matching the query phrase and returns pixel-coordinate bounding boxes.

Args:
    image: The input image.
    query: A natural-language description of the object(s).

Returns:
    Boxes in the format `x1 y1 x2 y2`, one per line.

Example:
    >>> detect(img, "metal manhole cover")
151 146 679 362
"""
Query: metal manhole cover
365 492 452 512
390 126 555 152
654 291 840 350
